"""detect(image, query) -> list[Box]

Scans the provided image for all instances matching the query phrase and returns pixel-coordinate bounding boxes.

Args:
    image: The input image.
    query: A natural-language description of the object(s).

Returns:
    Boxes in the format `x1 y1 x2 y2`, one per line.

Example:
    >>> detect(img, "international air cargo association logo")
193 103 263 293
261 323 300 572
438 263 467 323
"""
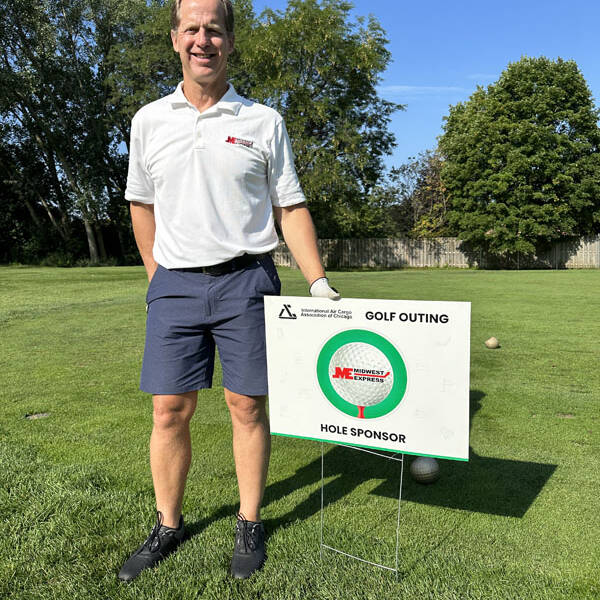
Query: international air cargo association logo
317 329 407 419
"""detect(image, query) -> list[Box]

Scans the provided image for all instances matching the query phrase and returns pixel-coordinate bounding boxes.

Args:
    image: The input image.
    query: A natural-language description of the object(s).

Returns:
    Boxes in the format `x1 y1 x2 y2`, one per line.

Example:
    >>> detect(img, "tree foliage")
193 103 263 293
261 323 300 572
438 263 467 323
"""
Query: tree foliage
387 150 449 237
439 56 600 261
229 0 403 237
0 0 140 263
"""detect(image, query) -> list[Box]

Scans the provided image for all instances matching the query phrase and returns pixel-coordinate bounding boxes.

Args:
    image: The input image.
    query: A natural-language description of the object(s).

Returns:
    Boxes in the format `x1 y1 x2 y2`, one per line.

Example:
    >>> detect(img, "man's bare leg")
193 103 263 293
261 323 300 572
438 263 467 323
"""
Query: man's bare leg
150 391 197 528
224 389 270 522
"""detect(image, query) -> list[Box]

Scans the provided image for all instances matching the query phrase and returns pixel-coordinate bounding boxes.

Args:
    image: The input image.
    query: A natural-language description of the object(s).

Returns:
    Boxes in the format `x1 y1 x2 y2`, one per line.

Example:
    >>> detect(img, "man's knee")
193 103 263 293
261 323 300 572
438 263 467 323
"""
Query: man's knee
152 393 197 430
225 391 267 427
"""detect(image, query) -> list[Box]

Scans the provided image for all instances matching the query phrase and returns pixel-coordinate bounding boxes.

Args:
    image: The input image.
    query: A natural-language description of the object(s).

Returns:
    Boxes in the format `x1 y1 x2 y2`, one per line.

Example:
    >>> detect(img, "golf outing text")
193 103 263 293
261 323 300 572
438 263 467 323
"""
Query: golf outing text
365 311 449 323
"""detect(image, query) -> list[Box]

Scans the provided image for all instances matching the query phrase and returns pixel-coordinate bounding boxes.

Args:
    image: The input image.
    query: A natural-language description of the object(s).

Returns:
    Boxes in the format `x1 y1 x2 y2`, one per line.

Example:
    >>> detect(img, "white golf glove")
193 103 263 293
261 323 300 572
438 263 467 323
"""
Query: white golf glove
309 277 341 300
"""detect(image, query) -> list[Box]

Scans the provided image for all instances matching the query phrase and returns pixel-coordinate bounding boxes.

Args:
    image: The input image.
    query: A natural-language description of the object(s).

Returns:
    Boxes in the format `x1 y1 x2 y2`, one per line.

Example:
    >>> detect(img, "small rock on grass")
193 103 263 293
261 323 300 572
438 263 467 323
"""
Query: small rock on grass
484 337 500 349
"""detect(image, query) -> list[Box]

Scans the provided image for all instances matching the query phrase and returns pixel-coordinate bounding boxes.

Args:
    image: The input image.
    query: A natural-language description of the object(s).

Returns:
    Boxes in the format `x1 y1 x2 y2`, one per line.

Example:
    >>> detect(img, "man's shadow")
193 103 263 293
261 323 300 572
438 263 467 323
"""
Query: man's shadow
186 390 557 540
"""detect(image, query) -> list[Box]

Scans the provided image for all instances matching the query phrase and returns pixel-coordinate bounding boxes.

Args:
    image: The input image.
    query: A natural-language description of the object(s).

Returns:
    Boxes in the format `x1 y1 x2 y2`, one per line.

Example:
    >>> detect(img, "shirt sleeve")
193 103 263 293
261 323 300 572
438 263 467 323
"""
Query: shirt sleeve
267 118 306 207
124 114 155 204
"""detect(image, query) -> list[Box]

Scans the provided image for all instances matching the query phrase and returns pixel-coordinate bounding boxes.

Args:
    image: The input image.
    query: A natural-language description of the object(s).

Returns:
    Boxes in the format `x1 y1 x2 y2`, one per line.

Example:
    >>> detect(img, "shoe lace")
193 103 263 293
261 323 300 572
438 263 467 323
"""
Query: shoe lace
236 513 260 552
144 511 164 553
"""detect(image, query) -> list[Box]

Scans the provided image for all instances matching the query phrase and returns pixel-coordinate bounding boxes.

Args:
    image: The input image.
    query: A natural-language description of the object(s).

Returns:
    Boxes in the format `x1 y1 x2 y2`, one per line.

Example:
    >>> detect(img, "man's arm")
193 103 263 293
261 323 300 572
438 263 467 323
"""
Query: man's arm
273 203 340 299
273 203 325 285
130 201 158 281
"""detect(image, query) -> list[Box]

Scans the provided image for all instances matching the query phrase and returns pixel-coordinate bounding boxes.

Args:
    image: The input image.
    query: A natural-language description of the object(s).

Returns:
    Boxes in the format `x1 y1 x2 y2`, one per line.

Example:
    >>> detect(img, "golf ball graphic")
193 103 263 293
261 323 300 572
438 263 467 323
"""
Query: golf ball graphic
329 342 394 408
317 329 407 420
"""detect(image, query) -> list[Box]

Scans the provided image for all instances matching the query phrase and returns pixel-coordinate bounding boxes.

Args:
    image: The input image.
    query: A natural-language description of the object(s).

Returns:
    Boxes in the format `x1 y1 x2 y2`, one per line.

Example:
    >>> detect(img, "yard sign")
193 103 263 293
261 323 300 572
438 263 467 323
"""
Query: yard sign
265 296 471 461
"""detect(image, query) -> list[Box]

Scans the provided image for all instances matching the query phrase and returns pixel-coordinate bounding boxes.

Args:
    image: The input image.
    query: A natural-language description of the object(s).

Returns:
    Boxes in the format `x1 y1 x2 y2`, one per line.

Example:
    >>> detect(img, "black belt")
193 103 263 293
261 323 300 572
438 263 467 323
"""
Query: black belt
170 253 268 276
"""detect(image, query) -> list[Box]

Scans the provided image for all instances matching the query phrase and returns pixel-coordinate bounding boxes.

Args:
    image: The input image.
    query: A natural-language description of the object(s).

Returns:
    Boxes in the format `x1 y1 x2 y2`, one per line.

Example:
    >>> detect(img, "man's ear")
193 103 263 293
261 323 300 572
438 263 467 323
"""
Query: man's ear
227 33 235 56
171 29 179 53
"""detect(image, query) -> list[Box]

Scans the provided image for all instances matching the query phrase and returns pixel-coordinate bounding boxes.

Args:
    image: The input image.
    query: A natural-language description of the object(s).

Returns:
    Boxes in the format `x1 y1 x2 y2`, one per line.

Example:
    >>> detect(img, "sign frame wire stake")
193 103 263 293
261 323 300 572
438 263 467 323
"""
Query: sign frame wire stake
319 442 405 580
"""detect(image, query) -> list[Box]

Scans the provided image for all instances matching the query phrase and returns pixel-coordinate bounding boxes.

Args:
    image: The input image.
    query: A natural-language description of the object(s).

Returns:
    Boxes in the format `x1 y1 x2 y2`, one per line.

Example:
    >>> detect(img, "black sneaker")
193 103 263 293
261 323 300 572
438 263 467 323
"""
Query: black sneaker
230 513 267 579
117 511 185 582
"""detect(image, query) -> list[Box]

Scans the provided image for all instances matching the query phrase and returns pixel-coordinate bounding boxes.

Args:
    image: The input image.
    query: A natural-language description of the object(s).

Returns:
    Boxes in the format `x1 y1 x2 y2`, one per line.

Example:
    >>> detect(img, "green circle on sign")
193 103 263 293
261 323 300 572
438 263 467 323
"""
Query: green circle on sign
317 329 407 419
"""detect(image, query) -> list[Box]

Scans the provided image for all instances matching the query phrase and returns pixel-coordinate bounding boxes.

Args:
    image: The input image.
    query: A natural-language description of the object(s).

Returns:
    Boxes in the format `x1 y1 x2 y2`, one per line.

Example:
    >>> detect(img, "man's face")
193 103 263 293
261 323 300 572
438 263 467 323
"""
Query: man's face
171 0 234 89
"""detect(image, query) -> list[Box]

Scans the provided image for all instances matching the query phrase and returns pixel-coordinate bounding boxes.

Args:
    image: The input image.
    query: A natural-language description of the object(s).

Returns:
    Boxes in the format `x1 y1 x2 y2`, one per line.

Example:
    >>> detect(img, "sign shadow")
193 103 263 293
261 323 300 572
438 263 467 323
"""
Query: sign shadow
263 390 557 527
372 389 557 517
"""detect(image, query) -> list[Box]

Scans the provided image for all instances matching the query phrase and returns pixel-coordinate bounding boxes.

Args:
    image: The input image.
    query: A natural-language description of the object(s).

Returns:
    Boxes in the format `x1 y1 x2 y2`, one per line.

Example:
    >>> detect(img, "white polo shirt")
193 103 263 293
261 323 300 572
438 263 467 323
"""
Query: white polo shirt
125 83 306 268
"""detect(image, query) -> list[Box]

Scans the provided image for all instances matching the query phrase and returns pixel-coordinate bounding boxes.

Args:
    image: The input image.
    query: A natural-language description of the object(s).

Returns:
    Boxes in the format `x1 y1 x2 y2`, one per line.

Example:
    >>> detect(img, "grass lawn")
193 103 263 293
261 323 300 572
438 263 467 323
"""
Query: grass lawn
0 265 598 599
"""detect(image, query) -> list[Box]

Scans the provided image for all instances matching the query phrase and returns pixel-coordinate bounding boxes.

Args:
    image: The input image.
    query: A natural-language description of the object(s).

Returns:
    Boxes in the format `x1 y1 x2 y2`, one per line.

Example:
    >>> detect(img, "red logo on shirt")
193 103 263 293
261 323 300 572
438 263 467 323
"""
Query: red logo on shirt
226 136 254 148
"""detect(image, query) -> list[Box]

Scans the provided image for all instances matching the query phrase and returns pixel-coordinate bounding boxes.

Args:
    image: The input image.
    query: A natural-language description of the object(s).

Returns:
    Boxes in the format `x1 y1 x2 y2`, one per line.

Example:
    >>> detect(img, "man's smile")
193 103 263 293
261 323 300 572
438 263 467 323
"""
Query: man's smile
191 52 216 63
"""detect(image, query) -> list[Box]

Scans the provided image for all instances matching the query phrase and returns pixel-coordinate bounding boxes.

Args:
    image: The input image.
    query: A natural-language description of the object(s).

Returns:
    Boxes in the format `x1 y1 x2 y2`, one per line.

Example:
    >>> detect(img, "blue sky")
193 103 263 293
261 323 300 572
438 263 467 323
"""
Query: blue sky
251 0 600 169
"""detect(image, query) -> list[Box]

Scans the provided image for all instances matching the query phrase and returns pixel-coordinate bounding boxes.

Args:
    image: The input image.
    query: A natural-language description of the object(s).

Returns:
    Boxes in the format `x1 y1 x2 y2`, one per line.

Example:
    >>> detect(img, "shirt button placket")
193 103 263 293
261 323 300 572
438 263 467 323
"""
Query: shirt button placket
194 116 204 150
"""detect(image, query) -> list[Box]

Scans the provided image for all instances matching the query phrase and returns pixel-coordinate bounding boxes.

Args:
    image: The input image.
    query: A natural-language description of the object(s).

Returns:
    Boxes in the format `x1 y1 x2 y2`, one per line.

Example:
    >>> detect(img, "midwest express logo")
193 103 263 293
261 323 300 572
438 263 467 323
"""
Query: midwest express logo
317 329 407 419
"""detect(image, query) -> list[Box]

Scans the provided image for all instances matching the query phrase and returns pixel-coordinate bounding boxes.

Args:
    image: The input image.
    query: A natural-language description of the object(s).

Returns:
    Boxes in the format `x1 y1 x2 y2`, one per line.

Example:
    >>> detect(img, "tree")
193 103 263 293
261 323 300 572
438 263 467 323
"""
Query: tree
106 0 179 125
439 56 600 262
388 150 449 237
0 125 77 263
238 0 403 238
0 0 142 263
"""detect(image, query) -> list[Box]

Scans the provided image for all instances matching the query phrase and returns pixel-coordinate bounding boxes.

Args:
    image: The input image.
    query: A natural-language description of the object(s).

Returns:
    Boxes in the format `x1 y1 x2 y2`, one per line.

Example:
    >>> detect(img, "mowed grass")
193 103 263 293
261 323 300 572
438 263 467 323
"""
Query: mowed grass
0 265 598 600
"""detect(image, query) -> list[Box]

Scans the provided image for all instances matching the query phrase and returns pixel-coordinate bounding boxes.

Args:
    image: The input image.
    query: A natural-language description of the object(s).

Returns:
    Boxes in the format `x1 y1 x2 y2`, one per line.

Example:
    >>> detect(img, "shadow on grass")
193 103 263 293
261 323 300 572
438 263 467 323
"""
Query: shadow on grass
372 449 557 518
184 389 557 543
264 390 556 524
260 447 555 525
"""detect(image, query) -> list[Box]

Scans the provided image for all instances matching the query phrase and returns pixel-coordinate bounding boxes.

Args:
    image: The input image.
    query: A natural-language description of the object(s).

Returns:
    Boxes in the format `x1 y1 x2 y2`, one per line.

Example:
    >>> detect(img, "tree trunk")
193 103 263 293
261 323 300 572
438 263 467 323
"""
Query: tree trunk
22 195 42 228
33 189 69 241
94 222 107 262
83 216 100 264
115 224 127 261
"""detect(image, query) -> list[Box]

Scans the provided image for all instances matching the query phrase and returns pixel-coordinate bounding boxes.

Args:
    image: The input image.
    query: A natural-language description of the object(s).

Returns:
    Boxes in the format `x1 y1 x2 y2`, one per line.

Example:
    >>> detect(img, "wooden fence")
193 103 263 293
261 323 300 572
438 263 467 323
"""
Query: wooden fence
272 236 600 269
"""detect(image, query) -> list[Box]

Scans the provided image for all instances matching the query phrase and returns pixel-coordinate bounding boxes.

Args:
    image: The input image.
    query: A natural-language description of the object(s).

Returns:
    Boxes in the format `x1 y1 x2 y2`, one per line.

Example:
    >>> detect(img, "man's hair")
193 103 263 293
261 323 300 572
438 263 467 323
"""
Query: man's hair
170 0 235 34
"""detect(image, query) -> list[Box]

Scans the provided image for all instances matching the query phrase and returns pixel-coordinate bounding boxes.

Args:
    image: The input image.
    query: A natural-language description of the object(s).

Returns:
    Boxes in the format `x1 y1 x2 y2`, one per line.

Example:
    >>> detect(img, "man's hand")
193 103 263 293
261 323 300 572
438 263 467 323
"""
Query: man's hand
147 263 159 283
309 277 341 300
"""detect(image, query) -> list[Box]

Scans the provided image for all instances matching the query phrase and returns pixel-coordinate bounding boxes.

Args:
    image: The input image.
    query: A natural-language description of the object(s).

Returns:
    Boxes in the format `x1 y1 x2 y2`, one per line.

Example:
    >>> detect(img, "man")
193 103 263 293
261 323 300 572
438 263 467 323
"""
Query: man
118 0 339 583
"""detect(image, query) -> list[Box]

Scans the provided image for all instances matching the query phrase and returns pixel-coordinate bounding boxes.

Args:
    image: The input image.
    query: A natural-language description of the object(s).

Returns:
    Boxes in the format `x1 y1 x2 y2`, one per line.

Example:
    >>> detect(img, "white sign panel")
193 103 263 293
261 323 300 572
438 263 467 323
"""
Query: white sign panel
265 296 471 461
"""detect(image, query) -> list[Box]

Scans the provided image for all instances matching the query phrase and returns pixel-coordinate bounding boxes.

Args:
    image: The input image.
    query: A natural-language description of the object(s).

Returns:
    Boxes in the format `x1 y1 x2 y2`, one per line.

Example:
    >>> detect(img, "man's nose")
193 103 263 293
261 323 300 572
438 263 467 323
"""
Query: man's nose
194 29 210 47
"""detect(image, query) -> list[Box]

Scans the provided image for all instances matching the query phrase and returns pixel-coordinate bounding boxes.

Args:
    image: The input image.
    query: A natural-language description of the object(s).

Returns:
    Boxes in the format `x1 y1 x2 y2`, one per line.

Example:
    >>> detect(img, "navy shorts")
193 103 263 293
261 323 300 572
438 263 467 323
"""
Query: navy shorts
140 255 281 396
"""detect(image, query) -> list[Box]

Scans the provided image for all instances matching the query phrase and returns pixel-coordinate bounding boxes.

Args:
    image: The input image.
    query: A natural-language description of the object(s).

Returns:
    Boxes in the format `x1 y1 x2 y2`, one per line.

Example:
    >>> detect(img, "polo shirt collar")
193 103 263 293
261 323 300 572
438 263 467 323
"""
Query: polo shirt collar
168 82 243 115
